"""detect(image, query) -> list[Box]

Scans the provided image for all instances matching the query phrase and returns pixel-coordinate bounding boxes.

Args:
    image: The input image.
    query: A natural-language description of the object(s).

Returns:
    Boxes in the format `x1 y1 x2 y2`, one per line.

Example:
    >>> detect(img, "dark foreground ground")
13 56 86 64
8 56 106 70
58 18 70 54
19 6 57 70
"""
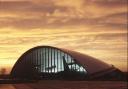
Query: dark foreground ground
0 80 127 89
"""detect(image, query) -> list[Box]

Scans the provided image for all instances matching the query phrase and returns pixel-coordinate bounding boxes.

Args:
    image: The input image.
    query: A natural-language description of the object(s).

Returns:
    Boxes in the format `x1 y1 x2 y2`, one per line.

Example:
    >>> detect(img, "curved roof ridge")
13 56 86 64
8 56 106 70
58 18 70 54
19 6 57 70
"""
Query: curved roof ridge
57 47 113 74
11 45 114 75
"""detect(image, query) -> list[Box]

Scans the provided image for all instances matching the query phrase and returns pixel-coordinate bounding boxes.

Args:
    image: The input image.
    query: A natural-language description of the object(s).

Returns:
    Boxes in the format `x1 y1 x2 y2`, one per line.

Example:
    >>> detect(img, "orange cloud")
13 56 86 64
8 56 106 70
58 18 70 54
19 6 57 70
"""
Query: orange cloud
0 0 127 73
0 0 127 29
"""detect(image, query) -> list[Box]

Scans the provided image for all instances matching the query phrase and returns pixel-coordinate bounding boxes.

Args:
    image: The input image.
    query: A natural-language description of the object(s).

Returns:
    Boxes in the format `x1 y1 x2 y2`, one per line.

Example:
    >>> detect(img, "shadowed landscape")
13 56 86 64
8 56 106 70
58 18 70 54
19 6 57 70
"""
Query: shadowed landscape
0 80 127 89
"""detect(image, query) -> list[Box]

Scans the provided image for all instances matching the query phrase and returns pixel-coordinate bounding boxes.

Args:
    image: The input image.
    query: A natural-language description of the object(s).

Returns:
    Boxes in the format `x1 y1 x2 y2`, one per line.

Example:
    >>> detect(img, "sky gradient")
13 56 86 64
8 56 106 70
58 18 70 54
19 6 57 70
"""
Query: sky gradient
0 0 127 74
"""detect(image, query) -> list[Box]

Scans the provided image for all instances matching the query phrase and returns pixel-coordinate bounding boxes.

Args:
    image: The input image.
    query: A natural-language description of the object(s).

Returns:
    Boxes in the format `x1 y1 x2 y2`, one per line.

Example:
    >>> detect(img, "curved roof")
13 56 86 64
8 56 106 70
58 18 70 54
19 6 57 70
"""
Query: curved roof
11 46 114 75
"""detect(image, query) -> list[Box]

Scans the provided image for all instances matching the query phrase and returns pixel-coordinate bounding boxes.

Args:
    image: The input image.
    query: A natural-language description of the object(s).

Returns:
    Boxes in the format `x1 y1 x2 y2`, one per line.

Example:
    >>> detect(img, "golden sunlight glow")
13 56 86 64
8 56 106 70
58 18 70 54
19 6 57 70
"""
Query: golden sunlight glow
0 0 127 74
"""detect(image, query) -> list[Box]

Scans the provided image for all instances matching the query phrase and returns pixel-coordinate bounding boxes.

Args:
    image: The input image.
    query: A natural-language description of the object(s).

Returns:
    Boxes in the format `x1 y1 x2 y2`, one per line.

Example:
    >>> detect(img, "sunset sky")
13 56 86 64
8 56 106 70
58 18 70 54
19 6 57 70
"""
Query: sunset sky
0 0 127 74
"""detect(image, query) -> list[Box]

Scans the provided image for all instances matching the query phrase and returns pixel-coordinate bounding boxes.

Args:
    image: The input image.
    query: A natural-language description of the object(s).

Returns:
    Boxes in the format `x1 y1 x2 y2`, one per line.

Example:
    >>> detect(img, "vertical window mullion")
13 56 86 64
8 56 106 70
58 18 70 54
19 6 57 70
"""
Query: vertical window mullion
54 49 55 73
57 50 58 72
39 49 41 72
47 48 49 73
60 50 62 71
67 54 68 66
45 48 46 73
42 48 44 72
50 48 52 72
40 49 42 72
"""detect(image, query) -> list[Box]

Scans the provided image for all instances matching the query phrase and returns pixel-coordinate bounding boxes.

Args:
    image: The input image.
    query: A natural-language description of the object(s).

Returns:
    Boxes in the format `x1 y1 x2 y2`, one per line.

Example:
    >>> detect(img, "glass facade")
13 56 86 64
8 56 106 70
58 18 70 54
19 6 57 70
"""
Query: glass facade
13 47 87 79
26 47 86 72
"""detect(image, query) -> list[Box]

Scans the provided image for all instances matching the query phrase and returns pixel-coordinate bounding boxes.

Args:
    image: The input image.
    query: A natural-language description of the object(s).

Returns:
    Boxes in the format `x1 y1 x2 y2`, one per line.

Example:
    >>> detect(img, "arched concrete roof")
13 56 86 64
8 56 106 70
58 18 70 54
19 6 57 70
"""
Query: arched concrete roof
59 48 113 75
11 46 115 76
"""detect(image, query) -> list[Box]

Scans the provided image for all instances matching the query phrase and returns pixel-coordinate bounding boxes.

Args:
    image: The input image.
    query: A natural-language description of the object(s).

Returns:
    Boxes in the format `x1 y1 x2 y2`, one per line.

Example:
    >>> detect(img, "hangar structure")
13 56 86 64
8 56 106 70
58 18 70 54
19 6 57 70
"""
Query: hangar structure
11 46 123 80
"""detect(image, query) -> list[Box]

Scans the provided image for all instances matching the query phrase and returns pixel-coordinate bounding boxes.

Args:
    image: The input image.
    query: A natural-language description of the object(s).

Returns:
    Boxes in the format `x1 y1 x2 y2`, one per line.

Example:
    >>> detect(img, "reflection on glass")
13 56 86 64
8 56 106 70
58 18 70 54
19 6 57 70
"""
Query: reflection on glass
26 47 87 74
